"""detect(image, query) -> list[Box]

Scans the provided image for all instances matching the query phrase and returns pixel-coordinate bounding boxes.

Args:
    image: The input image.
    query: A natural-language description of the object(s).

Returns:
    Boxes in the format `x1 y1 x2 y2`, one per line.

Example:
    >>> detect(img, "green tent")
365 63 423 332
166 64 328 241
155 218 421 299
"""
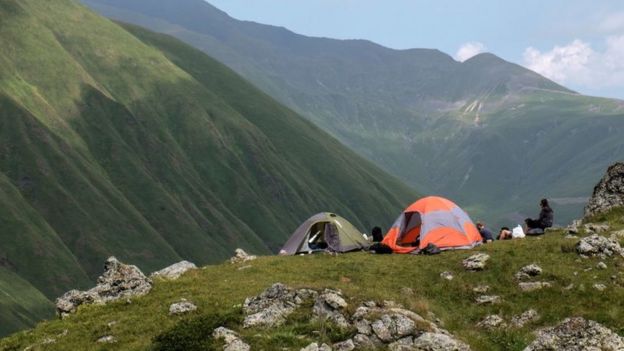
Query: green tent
279 213 370 255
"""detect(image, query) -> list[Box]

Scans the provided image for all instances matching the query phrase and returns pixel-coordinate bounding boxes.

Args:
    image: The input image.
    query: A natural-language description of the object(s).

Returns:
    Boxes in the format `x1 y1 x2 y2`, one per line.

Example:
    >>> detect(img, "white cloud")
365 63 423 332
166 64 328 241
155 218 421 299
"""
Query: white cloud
598 12 624 33
455 42 486 62
523 36 624 89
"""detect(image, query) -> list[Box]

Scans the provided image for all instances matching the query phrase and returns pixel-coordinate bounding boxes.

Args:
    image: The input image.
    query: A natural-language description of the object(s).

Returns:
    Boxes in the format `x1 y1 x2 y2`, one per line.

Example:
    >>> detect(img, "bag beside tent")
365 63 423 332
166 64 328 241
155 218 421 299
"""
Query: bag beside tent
382 196 482 254
280 213 370 255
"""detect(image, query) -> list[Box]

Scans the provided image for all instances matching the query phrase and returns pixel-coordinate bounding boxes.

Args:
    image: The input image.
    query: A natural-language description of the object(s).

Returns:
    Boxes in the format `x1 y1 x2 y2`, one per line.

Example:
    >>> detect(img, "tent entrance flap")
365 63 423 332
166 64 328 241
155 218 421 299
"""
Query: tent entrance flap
398 212 422 245
301 222 330 252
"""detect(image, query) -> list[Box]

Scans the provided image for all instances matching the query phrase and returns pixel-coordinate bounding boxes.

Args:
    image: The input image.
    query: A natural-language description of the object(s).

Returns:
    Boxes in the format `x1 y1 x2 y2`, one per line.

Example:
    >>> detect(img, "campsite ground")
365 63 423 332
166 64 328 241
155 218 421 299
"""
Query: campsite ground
2 209 624 350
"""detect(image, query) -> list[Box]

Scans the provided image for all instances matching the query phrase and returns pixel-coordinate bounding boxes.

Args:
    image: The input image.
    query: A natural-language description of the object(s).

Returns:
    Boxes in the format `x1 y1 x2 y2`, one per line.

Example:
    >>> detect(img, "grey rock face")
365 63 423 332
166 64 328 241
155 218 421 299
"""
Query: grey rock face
515 264 543 281
524 317 624 351
518 282 552 292
510 309 540 328
412 332 471 351
230 248 257 264
55 257 152 318
462 253 490 271
150 261 196 280
585 162 624 218
576 235 623 258
477 315 506 330
169 300 197 315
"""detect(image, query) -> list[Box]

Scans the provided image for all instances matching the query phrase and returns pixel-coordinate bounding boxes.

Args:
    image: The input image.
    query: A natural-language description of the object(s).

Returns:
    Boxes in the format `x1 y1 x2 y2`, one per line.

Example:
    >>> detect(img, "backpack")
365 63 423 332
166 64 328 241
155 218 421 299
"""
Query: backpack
369 243 393 254
421 243 441 255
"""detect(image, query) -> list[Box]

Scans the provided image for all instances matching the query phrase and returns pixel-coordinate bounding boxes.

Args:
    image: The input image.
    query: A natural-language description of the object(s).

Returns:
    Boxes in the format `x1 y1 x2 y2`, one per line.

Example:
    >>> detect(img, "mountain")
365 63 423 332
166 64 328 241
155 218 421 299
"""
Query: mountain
0 0 417 335
82 0 624 227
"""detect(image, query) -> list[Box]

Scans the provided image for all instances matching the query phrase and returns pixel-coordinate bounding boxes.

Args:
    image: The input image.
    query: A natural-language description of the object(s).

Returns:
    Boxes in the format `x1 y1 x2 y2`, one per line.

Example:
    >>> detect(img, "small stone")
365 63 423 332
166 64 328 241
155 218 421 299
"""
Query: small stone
440 271 454 280
463 253 490 271
510 309 540 328
515 264 543 281
518 282 552 292
594 283 607 291
477 315 506 330
597 262 608 269
371 317 393 342
300 342 331 351
96 335 116 344
400 287 415 296
169 300 197 315
475 295 501 305
472 285 490 293
230 248 257 264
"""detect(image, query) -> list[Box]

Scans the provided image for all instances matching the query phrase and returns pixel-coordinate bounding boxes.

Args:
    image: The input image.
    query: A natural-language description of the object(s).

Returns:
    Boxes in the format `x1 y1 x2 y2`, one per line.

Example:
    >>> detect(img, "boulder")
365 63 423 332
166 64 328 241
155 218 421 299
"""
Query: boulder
412 332 471 351
462 253 490 271
55 257 152 318
510 309 540 328
515 264 543 281
243 283 315 328
518 282 552 292
524 317 624 351
169 300 197 315
584 162 624 218
230 248 257 264
477 315 506 330
576 235 623 258
150 261 196 280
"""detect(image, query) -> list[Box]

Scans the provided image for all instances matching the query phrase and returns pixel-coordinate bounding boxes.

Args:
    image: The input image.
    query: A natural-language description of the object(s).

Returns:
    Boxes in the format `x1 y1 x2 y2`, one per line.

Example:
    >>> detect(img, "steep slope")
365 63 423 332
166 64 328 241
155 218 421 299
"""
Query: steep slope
0 0 417 335
83 0 624 227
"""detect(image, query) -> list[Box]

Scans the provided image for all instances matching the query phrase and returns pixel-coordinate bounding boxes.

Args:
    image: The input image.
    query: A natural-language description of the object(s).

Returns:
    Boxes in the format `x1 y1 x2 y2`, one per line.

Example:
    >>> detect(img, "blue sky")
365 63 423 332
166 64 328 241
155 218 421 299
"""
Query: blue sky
208 0 624 99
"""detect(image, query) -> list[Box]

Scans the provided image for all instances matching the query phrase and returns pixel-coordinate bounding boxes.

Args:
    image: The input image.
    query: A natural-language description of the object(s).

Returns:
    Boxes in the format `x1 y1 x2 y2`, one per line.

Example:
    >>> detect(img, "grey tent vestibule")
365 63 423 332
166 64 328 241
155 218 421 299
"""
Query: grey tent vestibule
279 213 370 255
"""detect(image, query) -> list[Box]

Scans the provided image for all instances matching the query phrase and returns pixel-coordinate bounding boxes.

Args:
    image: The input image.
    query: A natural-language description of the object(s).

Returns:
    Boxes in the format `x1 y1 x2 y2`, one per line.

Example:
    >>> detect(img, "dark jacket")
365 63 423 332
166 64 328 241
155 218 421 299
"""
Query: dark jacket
478 227 495 242
538 206 554 228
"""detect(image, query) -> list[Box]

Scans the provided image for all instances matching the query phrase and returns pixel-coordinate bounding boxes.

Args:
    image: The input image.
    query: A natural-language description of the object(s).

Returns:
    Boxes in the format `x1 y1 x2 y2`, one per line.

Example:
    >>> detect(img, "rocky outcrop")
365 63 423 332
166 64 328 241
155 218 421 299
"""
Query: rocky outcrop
585 162 624 218
150 261 196 280
55 257 152 318
576 235 624 258
230 249 257 264
524 317 624 350
242 283 317 328
462 253 490 271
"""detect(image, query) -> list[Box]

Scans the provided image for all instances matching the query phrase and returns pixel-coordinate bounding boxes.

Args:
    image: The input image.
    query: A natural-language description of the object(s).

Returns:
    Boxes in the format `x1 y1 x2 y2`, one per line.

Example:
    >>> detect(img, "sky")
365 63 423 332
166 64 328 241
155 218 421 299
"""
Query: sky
208 0 624 100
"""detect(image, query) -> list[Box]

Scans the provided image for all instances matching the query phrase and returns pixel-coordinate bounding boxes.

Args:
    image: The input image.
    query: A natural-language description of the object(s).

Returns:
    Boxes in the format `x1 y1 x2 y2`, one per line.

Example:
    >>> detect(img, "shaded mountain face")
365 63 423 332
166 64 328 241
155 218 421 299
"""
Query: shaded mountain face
83 0 624 226
0 0 417 335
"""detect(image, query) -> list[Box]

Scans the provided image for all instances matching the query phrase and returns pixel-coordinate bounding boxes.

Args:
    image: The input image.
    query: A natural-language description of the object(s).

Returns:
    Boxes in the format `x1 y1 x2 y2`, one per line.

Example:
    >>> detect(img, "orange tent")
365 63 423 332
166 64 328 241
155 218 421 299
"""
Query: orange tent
382 196 482 253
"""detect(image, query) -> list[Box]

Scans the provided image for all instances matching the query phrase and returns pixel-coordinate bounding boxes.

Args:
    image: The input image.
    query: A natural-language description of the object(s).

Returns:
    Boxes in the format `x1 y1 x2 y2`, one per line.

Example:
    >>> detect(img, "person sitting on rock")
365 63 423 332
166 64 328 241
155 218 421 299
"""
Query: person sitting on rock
476 222 494 243
525 198 554 235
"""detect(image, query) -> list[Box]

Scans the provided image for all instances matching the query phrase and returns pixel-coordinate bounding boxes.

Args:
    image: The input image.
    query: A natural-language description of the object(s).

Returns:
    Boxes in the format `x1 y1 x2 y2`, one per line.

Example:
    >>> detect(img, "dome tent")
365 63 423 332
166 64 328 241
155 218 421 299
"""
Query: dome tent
382 196 481 254
280 213 370 255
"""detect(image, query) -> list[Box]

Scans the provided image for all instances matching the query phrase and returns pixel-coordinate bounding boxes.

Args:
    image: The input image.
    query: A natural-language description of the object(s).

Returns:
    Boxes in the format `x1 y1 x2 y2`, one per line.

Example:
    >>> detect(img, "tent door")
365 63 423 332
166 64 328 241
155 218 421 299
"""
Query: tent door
398 212 422 246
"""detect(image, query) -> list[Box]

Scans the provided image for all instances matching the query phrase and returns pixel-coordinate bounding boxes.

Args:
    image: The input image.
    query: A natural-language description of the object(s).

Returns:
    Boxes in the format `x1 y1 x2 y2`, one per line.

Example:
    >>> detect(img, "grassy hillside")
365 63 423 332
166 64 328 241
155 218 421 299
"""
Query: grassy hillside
0 0 417 335
3 210 624 350
82 0 624 228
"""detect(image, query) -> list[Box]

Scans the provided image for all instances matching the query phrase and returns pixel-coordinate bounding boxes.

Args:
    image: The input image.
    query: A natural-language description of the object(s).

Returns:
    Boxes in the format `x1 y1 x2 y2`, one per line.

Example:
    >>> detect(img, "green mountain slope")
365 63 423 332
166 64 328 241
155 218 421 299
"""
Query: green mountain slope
0 0 417 335
82 0 624 227
3 210 624 350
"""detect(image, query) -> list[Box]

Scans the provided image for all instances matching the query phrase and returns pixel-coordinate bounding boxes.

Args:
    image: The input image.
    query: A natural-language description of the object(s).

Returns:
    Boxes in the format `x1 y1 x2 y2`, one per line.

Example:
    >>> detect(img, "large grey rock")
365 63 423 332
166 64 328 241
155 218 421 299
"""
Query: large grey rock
524 317 624 351
169 299 197 315
55 257 152 318
333 339 355 351
515 264 543 281
150 261 196 280
477 315 506 330
462 253 490 271
585 162 624 218
576 235 624 258
243 283 315 328
313 289 350 329
230 248 257 264
412 332 471 351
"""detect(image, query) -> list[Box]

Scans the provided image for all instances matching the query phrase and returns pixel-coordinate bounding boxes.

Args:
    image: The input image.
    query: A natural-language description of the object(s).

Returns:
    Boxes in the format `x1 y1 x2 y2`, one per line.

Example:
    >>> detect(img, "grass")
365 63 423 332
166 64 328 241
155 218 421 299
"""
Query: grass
2 210 624 350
